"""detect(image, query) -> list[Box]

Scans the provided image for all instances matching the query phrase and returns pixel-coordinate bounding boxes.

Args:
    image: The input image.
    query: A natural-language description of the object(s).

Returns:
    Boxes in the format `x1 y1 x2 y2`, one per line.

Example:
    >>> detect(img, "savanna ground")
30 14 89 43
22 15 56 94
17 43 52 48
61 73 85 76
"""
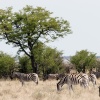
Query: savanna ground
0 79 100 100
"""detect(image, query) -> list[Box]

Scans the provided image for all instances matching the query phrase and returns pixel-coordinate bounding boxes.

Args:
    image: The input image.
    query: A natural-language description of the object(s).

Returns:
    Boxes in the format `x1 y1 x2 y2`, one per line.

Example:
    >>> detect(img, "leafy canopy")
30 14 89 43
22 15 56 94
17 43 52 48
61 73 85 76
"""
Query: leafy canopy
32 42 64 74
0 51 15 77
70 50 96 72
0 5 71 56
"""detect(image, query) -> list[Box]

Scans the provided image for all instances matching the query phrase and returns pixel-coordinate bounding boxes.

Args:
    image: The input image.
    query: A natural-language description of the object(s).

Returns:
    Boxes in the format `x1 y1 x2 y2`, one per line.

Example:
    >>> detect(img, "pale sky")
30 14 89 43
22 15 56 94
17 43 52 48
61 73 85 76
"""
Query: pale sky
0 0 100 56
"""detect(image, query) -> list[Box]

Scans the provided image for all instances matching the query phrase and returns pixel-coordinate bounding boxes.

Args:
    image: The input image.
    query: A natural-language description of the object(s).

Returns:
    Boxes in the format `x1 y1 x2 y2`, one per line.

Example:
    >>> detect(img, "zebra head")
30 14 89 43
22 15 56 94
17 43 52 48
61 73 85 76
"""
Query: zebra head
57 75 69 91
56 73 65 80
10 72 21 80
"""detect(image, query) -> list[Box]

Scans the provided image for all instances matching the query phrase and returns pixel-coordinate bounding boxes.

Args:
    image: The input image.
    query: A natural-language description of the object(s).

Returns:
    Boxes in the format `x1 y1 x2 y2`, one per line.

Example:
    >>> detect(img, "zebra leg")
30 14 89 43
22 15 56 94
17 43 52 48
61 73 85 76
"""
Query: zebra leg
36 77 39 85
34 80 38 85
22 81 24 86
98 86 100 97
68 84 73 91
20 79 24 86
68 84 74 95
92 80 96 88
57 83 60 91
36 81 38 85
92 77 96 87
84 81 89 89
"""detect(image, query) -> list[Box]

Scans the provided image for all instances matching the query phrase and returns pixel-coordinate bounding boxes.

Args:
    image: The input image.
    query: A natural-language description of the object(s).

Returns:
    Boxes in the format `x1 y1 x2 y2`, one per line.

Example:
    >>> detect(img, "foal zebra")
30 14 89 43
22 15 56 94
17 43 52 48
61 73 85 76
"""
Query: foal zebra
57 73 89 91
10 72 39 86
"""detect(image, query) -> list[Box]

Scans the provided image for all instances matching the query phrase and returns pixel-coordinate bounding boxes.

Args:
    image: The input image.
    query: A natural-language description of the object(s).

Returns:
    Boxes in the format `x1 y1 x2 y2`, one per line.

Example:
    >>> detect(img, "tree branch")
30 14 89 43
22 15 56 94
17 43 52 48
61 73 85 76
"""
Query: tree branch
4 32 31 57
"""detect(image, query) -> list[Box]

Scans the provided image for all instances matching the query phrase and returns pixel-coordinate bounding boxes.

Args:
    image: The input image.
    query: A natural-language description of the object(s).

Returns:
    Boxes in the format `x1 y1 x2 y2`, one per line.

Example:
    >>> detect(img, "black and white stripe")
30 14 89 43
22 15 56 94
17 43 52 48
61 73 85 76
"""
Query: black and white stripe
57 73 89 91
89 73 97 87
10 72 39 86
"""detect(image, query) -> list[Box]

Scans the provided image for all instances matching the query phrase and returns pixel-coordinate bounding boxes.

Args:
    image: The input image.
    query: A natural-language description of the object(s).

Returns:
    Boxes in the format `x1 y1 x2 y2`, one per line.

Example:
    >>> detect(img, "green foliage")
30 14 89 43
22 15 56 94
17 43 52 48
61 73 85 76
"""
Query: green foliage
70 50 96 73
0 51 15 77
0 5 71 72
18 43 64 78
18 55 32 73
33 42 64 75
0 5 71 54
95 60 100 72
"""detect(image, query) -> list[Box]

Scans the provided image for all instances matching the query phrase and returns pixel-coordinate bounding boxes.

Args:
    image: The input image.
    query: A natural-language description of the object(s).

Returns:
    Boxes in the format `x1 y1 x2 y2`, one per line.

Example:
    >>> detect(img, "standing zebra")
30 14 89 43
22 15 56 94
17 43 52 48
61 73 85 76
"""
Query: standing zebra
10 72 39 86
57 73 89 91
88 73 97 87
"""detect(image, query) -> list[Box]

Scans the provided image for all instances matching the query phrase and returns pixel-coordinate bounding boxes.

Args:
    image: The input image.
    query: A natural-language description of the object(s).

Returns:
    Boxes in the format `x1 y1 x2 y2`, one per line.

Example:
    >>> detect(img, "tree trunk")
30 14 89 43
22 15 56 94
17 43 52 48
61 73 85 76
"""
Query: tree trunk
30 55 37 73
43 66 46 80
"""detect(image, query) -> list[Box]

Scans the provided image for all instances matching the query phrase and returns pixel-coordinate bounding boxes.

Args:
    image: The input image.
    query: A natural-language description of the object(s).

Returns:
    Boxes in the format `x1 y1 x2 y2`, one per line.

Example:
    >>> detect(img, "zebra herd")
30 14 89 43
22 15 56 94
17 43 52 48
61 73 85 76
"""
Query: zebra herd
10 72 97 92
57 73 97 91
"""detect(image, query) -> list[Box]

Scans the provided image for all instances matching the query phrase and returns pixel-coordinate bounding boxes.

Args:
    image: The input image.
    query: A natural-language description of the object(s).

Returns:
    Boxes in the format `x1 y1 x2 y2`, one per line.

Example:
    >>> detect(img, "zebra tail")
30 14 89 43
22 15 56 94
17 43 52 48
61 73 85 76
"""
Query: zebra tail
36 80 38 85
95 80 96 85
36 76 39 85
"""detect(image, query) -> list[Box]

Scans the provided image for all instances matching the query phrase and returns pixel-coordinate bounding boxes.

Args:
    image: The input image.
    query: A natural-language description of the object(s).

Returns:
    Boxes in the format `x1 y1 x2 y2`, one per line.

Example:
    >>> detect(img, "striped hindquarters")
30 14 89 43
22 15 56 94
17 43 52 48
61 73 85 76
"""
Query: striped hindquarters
25 73 39 84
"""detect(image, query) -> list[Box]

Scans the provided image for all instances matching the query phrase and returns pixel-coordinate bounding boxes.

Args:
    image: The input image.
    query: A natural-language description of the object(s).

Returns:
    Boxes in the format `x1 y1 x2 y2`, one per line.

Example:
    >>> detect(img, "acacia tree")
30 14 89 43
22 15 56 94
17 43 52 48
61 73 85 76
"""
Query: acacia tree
70 50 96 73
0 5 71 73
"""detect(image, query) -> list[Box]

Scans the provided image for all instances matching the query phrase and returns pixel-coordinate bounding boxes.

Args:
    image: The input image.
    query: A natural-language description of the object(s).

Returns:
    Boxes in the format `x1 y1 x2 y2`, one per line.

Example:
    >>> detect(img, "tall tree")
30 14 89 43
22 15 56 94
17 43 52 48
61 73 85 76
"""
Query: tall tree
0 5 71 73
70 50 96 73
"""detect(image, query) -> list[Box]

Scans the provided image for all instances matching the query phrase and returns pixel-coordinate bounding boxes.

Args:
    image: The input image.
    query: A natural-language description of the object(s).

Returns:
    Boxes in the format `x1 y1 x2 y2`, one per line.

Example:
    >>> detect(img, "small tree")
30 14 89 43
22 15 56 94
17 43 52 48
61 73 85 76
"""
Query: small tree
33 42 64 78
0 5 71 73
70 50 96 73
0 51 15 77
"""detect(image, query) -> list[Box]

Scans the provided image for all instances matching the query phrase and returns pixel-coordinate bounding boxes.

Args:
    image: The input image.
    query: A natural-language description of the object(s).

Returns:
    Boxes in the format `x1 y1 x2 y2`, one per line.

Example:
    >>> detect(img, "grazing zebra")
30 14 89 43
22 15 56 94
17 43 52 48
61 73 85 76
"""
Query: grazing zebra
10 72 39 86
88 73 97 87
56 73 66 80
57 73 89 91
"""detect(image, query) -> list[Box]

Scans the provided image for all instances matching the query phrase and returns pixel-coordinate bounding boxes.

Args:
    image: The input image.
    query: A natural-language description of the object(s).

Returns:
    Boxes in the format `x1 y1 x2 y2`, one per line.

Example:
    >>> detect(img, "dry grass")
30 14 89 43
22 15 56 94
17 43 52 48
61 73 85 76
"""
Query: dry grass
0 79 100 100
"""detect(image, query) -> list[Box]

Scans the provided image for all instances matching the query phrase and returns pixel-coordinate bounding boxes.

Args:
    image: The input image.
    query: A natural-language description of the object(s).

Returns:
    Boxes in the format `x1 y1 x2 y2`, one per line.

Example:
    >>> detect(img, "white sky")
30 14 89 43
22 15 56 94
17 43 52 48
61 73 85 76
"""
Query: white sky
0 0 100 56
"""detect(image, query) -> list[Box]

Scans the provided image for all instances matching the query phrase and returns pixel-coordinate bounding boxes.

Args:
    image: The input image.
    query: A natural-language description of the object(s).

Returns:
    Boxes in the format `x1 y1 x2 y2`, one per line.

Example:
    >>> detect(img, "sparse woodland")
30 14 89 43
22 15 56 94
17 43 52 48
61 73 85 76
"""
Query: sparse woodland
0 5 100 100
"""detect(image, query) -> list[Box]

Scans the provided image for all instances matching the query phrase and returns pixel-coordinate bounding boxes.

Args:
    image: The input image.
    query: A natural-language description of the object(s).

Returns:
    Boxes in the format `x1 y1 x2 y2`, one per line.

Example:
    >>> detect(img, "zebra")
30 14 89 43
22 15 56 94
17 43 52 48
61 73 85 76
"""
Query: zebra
10 72 39 86
57 73 89 91
88 73 97 87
